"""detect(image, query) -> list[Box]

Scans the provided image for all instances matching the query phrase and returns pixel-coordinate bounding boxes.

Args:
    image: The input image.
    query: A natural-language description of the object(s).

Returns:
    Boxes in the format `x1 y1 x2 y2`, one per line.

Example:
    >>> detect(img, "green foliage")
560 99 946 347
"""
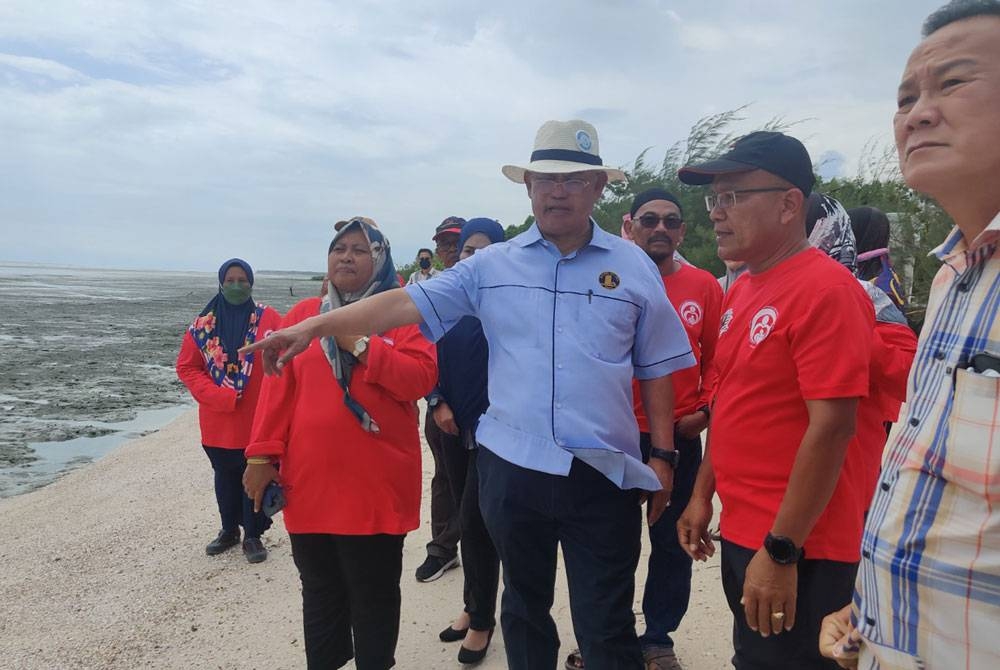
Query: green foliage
504 215 534 239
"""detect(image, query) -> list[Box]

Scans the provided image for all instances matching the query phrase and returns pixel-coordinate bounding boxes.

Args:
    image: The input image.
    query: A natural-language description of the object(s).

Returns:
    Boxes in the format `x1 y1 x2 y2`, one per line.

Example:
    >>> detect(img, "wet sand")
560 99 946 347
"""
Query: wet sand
0 408 733 669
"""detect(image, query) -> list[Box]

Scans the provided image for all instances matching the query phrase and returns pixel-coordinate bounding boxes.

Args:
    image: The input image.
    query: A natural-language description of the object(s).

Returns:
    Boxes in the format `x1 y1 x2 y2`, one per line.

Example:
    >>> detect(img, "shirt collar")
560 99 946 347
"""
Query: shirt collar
509 219 614 250
931 210 1000 261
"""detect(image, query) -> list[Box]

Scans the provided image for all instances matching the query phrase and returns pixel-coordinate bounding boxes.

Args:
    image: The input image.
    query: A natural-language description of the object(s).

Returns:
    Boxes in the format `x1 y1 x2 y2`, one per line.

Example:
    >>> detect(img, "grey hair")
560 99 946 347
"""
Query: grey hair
923 0 1000 36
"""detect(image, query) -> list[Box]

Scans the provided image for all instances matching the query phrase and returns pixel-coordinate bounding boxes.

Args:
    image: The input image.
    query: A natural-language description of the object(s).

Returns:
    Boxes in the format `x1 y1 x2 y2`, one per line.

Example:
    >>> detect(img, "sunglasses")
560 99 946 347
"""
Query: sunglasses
635 213 683 230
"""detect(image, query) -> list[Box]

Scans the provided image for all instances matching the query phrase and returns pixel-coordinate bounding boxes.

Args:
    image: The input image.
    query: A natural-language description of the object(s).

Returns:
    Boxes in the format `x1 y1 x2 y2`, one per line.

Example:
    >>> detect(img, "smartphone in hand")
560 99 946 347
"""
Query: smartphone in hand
262 481 286 518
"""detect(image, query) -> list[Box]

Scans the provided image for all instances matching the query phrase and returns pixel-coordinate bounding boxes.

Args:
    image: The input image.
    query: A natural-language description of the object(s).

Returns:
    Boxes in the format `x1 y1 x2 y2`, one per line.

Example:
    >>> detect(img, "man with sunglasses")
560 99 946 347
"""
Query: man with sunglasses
621 188 722 670
675 131 875 669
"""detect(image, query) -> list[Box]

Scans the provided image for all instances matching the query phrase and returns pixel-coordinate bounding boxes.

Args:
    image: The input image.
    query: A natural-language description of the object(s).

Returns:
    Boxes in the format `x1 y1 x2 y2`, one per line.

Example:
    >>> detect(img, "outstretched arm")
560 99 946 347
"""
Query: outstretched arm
240 288 422 375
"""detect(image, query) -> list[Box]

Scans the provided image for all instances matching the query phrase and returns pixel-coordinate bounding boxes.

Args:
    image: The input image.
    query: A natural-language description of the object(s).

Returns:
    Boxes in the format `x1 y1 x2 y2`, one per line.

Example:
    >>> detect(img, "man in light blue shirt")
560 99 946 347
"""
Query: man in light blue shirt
244 119 695 670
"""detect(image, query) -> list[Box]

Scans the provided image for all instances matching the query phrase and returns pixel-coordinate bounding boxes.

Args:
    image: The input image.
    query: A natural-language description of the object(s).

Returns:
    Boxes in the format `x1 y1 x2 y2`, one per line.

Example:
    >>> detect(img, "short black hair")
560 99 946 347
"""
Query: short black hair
923 0 1000 36
417 248 433 257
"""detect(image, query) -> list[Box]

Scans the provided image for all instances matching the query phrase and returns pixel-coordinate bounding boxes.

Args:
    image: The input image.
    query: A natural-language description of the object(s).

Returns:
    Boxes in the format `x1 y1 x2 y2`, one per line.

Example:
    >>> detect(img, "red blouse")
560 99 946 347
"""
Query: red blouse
176 306 282 450
246 298 437 535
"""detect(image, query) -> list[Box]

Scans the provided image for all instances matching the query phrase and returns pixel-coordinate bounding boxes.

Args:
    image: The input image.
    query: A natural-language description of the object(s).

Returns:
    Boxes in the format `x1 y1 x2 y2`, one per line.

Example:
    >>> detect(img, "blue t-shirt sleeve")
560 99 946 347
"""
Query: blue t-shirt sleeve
632 258 696 380
403 257 480 343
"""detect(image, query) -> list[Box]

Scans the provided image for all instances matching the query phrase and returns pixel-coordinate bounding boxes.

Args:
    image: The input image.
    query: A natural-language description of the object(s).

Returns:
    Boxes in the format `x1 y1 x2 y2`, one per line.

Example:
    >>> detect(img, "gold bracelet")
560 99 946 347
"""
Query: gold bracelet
246 457 272 465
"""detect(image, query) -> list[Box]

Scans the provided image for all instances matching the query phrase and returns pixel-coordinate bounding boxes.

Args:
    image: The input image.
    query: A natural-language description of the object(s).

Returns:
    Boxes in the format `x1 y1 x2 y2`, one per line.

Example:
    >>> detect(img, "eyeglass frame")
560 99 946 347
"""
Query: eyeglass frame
704 187 791 212
634 213 684 230
527 176 592 195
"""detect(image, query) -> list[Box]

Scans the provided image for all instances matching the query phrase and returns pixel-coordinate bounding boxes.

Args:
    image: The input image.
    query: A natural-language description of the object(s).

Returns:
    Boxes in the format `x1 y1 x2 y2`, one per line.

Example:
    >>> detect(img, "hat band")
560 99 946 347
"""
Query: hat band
529 149 603 166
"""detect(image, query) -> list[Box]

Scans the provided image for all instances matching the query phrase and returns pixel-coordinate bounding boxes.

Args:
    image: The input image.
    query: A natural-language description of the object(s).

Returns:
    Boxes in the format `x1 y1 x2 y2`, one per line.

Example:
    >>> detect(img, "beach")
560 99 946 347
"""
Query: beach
0 407 733 669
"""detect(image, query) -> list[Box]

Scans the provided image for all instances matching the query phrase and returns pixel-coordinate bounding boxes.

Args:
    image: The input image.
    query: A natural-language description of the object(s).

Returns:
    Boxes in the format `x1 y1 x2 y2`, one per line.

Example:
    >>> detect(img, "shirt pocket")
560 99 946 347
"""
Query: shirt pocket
585 295 640 362
944 366 1000 499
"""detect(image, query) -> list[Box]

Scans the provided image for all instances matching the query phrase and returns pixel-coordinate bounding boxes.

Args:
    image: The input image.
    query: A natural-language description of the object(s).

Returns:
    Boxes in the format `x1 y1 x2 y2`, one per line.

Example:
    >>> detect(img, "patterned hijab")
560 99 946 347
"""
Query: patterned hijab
320 218 398 432
188 258 264 394
808 194 906 326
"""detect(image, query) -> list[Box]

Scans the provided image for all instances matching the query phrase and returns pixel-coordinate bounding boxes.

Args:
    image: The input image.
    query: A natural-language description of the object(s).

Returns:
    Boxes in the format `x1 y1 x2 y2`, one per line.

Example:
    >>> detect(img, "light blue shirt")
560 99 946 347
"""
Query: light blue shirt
405 222 695 491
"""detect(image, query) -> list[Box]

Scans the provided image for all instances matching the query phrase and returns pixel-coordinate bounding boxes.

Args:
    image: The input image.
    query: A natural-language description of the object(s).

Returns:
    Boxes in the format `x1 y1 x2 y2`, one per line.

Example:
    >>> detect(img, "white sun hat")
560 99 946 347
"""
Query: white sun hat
501 119 627 184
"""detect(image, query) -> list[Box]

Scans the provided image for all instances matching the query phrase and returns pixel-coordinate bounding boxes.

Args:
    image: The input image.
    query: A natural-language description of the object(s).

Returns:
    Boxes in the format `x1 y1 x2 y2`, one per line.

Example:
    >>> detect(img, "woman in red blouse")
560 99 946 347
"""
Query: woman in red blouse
176 258 282 563
244 219 437 670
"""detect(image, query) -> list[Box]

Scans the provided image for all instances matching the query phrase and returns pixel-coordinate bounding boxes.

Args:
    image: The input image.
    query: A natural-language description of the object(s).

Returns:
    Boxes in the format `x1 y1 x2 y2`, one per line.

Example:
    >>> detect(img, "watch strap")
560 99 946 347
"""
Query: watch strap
649 447 680 468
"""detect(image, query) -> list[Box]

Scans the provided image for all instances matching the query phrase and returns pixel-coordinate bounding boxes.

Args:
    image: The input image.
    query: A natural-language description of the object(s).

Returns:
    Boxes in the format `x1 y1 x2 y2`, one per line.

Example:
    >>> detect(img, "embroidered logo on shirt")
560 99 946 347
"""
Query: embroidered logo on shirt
749 307 779 346
679 300 703 326
719 308 734 334
575 130 593 151
598 271 620 289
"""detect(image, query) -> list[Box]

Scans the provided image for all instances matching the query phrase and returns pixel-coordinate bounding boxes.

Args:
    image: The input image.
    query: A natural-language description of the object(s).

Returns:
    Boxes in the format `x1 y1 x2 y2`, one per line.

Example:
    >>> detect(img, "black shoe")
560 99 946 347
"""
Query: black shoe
458 629 493 665
415 555 459 582
205 528 240 556
439 624 469 643
242 537 267 564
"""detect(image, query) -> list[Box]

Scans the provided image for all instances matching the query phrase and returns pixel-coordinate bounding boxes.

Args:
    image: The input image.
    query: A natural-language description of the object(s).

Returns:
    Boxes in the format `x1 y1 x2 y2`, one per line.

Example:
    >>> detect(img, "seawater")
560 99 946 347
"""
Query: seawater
0 261 318 498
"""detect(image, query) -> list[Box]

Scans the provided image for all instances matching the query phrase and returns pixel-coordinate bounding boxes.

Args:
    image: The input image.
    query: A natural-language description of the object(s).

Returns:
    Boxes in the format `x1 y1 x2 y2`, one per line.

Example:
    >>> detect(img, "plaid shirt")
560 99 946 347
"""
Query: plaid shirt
854 213 1000 669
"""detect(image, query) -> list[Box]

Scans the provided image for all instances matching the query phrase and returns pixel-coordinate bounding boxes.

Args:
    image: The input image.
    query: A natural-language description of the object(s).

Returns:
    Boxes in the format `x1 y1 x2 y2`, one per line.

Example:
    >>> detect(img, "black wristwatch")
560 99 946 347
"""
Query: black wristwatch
427 395 443 409
764 532 803 565
649 447 680 469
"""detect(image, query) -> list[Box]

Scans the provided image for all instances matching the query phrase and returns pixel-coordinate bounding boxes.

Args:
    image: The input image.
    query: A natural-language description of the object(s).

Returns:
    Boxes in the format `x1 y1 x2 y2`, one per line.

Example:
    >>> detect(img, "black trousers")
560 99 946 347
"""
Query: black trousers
478 447 644 670
638 430 702 649
289 533 405 670
424 407 466 559
720 540 858 670
202 446 270 539
459 447 501 631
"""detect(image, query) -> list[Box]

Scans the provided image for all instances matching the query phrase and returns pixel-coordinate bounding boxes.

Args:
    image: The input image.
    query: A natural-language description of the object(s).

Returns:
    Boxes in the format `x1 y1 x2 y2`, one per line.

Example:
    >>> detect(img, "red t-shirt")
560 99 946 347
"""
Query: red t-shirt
176 305 282 449
633 262 723 430
856 321 917 508
711 248 874 562
246 298 437 535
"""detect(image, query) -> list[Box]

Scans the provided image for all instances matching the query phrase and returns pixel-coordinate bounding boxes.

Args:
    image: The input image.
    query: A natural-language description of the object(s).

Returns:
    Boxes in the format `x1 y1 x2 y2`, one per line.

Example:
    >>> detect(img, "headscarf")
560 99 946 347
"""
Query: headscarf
459 217 505 248
320 218 398 432
806 193 857 273
188 258 264 392
808 195 906 325
848 207 892 281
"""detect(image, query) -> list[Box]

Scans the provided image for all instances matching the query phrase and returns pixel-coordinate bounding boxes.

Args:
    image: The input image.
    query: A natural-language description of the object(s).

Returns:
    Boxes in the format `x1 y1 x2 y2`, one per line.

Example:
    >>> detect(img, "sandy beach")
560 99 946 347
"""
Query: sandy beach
0 407 733 669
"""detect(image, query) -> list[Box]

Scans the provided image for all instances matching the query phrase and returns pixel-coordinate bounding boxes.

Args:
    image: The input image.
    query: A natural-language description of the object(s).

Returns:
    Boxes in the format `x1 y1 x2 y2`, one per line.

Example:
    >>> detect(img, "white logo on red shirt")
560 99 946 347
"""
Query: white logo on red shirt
749 307 778 347
719 308 734 335
679 300 703 326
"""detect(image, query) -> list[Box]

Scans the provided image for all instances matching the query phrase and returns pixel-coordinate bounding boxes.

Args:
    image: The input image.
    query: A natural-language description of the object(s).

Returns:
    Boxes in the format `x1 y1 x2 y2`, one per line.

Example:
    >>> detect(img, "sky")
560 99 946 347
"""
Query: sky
0 0 943 272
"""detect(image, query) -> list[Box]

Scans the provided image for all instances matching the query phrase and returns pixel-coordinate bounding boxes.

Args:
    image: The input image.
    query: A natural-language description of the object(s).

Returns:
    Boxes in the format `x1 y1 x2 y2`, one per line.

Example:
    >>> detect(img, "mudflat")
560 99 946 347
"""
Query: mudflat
0 408 732 669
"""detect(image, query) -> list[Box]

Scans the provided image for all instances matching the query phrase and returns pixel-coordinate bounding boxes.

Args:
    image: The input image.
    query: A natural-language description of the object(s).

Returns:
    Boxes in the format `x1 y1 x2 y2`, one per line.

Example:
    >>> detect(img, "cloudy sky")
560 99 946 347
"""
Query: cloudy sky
1 0 942 272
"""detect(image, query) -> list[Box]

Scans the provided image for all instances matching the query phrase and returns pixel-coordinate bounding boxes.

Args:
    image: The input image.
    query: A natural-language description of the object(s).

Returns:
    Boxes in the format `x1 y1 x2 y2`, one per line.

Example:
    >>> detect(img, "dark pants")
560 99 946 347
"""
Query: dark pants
638 430 702 649
478 446 644 670
720 540 858 670
289 533 405 670
202 446 270 539
424 407 466 559
460 447 501 631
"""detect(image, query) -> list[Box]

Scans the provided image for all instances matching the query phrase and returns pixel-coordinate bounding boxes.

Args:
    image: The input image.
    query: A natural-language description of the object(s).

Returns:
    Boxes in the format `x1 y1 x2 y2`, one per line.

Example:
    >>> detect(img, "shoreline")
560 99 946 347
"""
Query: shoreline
0 408 733 669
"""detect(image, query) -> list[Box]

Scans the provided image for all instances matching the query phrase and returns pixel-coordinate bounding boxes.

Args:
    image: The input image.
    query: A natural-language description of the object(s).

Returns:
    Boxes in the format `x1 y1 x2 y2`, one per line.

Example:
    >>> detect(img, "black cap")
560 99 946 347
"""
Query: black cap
678 131 815 196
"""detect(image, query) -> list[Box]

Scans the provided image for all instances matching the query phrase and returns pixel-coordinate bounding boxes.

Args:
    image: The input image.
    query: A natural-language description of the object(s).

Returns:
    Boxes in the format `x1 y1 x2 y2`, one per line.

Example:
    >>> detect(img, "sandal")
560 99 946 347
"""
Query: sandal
564 648 584 669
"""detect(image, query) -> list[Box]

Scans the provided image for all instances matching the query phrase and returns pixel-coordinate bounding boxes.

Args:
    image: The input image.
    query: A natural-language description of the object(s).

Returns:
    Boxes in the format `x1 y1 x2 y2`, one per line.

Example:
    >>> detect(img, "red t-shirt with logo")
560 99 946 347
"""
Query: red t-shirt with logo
633 262 723 430
711 248 874 562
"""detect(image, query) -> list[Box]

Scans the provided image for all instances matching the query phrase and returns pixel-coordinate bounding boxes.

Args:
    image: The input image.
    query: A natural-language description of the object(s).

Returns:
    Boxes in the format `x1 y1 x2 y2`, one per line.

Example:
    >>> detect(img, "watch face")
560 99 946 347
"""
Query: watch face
766 534 798 563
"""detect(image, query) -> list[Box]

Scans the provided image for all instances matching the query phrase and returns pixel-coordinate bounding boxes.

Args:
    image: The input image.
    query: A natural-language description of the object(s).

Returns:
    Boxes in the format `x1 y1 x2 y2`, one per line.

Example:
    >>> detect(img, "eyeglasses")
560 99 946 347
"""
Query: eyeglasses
704 187 790 212
529 178 591 195
435 241 457 251
636 213 683 230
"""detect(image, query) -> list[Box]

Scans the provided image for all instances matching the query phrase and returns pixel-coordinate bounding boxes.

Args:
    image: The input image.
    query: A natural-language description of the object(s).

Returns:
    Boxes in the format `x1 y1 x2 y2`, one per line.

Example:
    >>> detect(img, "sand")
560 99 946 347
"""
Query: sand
0 408 733 669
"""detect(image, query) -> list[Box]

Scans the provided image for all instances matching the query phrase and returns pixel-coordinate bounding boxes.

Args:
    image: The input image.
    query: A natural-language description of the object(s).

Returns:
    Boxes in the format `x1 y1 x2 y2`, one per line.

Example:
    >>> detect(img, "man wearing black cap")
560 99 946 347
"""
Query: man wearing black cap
417 215 467 583
675 132 875 669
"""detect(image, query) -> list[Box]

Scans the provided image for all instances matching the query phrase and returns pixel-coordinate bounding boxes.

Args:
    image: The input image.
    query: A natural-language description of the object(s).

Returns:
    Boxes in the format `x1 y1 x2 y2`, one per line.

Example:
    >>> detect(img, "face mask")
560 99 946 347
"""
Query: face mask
418 258 432 270
222 283 252 305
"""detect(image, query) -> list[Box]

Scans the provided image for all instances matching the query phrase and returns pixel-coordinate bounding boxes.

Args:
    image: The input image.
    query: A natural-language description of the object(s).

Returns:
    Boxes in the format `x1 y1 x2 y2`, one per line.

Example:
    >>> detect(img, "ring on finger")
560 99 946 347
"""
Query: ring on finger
771 612 785 620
